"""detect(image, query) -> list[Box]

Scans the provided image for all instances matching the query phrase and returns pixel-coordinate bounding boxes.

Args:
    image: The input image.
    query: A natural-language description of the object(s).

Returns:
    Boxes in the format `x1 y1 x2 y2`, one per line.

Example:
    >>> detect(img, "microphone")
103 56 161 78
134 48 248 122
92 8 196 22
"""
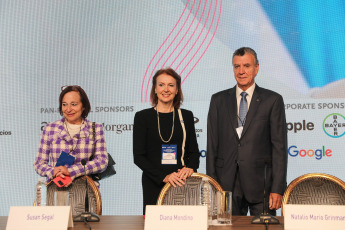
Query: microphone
81 160 89 213
73 159 100 223
251 159 280 225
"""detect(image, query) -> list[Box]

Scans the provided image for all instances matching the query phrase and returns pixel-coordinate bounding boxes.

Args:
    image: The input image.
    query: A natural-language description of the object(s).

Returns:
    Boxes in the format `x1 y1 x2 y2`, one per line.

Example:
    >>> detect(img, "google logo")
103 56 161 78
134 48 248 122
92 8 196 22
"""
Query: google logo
288 145 332 160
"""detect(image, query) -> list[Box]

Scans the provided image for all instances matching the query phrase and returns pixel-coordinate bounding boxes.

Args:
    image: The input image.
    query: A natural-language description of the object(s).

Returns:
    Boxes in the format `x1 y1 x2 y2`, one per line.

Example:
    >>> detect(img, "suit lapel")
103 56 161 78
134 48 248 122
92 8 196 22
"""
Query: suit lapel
241 85 261 138
225 86 239 141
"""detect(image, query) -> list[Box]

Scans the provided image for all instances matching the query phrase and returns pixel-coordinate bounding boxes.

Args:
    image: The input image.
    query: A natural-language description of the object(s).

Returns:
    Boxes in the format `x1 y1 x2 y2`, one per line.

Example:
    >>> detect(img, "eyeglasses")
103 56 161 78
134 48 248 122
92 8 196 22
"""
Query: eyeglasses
61 85 80 91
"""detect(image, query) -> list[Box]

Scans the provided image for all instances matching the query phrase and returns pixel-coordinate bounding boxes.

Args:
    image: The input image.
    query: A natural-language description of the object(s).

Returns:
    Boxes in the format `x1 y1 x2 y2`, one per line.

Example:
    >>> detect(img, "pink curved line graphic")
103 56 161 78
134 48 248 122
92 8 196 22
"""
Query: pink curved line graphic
160 0 203 69
180 0 219 78
142 0 222 101
174 0 213 72
183 0 222 84
144 0 197 102
141 0 190 102
169 0 208 68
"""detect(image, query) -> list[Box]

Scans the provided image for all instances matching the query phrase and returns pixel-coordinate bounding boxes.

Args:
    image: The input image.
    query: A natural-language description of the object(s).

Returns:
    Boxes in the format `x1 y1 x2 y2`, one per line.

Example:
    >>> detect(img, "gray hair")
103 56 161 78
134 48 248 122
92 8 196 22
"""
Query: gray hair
232 47 259 65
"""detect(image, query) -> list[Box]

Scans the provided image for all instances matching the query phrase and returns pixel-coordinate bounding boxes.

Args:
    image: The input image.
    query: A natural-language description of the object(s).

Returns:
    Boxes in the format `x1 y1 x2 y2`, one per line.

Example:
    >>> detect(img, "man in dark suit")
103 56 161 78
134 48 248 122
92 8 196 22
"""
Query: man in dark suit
206 47 287 216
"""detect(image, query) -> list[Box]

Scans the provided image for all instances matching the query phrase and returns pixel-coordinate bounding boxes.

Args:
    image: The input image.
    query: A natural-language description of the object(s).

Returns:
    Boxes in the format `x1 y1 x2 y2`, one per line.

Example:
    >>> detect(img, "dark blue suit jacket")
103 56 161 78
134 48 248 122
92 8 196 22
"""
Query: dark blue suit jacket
206 85 288 203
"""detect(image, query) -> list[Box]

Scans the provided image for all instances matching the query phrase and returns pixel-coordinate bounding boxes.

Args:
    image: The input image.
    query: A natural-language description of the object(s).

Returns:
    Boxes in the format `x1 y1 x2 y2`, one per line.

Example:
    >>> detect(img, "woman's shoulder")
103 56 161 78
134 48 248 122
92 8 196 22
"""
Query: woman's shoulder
44 119 64 130
179 108 194 117
135 107 154 117
40 119 64 137
178 108 195 123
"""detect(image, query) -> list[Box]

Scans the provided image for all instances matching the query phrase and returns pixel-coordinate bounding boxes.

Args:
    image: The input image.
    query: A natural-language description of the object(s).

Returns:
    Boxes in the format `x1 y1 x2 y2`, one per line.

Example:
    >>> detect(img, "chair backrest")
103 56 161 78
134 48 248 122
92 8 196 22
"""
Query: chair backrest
156 173 223 214
282 173 345 215
46 176 102 217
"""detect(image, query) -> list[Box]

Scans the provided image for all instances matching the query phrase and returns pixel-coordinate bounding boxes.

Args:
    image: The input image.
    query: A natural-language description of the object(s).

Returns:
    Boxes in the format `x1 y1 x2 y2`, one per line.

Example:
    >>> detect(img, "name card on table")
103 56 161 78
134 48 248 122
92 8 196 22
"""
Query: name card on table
284 204 345 230
6 206 73 230
145 205 207 230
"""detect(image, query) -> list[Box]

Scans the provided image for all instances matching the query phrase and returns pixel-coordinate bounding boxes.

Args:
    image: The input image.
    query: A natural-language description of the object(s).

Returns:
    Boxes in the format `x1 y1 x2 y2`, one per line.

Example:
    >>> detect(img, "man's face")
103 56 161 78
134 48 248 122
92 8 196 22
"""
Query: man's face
232 53 259 91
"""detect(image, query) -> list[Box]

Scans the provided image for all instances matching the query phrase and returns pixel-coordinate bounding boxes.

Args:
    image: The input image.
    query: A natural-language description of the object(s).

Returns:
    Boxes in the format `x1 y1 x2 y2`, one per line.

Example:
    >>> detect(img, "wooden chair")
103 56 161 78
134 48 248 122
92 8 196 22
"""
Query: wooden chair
156 173 223 215
282 173 345 215
46 176 102 217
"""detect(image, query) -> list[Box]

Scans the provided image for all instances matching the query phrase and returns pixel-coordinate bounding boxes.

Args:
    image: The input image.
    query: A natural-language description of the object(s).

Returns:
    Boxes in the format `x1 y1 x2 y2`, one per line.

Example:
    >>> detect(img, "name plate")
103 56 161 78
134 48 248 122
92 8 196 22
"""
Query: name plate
6 206 73 230
284 204 345 230
145 205 207 230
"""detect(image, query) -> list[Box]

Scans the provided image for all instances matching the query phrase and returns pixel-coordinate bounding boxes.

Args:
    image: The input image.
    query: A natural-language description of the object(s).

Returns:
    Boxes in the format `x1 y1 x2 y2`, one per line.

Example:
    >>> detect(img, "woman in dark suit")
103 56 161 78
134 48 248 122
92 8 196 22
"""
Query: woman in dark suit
133 68 200 214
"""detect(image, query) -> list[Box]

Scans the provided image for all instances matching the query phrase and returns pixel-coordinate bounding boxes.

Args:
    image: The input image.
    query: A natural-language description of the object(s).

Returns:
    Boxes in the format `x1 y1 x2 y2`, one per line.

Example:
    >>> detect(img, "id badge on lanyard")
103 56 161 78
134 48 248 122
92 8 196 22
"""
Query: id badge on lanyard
55 151 75 166
161 144 177 165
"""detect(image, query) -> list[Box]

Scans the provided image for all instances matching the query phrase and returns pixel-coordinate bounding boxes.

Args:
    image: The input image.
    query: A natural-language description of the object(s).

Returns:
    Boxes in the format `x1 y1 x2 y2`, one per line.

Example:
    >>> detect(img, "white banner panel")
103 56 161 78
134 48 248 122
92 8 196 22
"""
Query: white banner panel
284 204 345 230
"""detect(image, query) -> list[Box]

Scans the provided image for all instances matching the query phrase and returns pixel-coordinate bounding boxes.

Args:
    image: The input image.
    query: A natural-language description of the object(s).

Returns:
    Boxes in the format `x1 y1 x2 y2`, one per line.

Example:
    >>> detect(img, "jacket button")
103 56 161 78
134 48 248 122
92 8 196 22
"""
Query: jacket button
238 143 241 147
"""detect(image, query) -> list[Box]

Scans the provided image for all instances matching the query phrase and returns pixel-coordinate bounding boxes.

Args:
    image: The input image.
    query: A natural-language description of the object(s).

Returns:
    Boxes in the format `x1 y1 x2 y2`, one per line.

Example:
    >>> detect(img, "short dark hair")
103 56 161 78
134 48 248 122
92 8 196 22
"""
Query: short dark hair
150 68 183 109
59 86 91 118
232 47 259 65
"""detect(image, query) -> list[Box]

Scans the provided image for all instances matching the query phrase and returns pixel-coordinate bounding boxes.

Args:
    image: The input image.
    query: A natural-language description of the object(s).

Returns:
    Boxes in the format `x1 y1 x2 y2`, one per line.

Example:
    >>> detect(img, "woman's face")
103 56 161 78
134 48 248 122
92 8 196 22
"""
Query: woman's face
62 91 85 124
155 73 178 107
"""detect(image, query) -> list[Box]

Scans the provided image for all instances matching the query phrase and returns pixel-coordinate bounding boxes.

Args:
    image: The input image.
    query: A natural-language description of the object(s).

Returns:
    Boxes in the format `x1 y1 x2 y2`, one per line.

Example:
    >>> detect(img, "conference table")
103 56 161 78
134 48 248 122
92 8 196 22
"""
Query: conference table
0 215 284 229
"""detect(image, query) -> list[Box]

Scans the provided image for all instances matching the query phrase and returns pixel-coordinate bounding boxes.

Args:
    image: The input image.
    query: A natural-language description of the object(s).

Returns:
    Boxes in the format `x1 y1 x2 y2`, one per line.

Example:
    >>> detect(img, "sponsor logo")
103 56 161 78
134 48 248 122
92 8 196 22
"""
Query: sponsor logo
195 128 203 138
193 117 203 137
288 145 332 160
200 145 333 160
102 123 133 134
200 150 206 158
0 130 12 135
286 120 314 133
322 113 345 138
41 122 49 131
41 121 134 134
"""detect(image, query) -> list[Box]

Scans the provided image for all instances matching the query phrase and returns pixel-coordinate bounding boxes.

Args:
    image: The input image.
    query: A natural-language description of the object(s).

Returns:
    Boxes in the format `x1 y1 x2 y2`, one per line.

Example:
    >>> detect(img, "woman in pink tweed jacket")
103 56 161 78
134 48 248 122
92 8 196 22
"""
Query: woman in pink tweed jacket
34 86 108 186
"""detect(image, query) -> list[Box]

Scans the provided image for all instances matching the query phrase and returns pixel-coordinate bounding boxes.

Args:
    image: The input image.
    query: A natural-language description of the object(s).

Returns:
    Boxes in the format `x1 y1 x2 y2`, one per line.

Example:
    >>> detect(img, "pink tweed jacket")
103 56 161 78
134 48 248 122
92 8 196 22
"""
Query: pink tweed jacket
34 118 108 182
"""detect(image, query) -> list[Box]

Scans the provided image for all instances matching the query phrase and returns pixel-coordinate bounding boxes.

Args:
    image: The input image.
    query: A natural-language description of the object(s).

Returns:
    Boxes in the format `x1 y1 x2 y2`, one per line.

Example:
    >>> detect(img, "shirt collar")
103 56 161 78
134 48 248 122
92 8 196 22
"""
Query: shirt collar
59 117 90 139
236 83 256 98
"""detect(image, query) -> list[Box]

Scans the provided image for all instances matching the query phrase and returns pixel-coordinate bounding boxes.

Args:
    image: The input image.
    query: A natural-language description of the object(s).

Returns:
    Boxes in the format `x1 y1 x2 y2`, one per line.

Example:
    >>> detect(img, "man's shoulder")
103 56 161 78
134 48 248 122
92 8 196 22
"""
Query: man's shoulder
256 85 283 99
211 88 234 98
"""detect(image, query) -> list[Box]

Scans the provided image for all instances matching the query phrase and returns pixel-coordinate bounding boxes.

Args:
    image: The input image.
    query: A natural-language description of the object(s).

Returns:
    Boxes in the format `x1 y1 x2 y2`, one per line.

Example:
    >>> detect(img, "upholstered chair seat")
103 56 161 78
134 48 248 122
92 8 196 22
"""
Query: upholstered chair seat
46 176 102 217
282 173 345 215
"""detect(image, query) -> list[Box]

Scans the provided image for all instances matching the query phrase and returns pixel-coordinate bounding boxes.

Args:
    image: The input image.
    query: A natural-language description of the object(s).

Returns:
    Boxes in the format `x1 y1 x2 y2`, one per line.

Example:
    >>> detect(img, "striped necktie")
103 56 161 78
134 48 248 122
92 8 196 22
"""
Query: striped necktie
238 91 248 127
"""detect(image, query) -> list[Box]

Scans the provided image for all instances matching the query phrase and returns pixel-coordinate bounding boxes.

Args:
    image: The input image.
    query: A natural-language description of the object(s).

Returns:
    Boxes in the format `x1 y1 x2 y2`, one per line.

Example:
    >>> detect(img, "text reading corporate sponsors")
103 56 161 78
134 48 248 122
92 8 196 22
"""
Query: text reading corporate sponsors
285 102 344 110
